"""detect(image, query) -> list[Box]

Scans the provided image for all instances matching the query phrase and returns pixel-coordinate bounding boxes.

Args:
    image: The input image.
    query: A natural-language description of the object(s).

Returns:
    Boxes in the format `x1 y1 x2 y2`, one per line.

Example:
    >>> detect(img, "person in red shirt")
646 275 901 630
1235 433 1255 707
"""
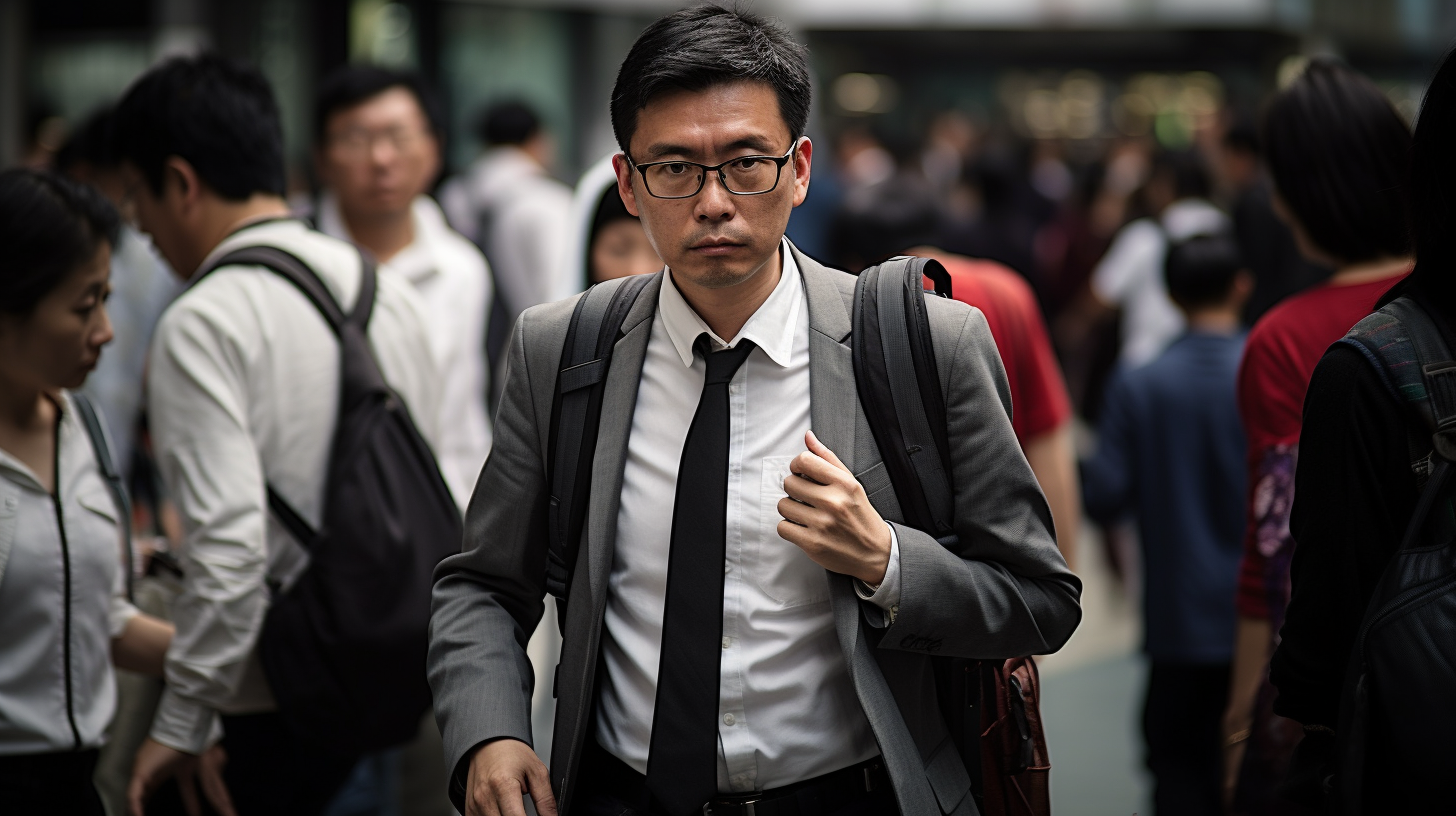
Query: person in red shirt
1220 58 1412 814
828 168 1079 568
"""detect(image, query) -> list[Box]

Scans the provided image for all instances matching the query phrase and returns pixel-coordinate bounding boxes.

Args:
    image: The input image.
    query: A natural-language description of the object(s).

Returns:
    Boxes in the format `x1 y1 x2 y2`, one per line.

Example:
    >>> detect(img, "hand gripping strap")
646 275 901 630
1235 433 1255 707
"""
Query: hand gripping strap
545 273 657 603
71 392 135 601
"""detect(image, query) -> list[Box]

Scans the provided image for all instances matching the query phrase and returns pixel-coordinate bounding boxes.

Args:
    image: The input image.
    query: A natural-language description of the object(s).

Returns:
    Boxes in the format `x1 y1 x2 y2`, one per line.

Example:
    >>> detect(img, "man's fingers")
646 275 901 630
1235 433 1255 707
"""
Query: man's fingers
524 759 559 816
177 770 201 816
127 775 148 816
199 750 237 816
782 472 832 506
493 776 528 816
777 496 816 527
805 430 850 472
790 451 843 489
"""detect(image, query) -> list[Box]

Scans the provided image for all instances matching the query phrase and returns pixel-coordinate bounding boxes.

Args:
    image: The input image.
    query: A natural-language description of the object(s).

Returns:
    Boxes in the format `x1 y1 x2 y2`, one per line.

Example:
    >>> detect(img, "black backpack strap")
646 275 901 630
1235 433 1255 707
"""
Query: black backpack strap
851 256 955 537
71 392 135 602
193 244 380 550
544 273 656 606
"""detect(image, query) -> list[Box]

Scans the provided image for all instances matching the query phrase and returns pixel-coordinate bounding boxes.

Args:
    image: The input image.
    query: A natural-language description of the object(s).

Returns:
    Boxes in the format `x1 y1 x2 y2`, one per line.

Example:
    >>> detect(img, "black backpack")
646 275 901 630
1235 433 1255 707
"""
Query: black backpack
196 245 462 752
1329 296 1456 812
71 392 135 601
544 259 1049 813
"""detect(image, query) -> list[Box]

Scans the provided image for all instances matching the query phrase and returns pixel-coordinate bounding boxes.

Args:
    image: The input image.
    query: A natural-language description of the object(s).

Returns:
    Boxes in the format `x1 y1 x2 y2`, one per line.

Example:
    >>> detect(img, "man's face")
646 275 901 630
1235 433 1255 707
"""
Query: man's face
122 163 193 278
318 87 440 219
616 81 811 291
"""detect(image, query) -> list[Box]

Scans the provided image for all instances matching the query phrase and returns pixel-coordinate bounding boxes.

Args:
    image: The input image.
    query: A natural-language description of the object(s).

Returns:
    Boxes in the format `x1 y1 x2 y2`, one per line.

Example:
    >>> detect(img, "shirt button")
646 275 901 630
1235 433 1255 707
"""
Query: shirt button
723 713 735 726
721 637 730 649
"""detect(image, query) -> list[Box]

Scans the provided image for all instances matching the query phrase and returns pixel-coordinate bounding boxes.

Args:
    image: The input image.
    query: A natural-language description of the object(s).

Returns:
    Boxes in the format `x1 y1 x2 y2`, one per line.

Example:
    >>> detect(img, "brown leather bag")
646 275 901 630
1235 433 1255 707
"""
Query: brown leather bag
978 658 1051 816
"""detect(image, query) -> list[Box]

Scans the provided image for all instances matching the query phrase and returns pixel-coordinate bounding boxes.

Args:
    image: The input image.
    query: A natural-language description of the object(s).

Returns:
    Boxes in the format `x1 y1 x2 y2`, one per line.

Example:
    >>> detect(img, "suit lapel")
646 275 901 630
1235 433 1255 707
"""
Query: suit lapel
796 245 860 474
585 272 662 612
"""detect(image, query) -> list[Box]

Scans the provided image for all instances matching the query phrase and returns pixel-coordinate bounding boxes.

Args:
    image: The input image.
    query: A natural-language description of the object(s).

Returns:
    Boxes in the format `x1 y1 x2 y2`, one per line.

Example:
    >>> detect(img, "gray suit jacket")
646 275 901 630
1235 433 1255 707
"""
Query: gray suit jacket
428 244 1082 815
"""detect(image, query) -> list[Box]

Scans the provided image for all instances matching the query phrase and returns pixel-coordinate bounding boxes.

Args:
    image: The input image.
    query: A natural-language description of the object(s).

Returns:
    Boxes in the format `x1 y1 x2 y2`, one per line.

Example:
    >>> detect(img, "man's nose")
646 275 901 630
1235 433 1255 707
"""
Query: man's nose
694 171 736 221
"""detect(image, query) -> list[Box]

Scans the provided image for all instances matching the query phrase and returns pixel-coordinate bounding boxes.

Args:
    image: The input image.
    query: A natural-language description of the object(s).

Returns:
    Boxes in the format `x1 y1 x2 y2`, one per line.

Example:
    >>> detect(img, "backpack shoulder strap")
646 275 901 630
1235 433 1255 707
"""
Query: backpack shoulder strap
195 245 355 335
70 392 135 601
192 244 380 550
1339 296 1456 480
851 256 955 537
544 272 657 604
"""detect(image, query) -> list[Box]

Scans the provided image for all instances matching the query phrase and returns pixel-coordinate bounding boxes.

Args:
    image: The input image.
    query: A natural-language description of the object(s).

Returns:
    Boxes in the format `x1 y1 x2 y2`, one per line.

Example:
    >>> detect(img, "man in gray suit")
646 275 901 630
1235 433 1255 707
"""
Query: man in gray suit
428 6 1082 816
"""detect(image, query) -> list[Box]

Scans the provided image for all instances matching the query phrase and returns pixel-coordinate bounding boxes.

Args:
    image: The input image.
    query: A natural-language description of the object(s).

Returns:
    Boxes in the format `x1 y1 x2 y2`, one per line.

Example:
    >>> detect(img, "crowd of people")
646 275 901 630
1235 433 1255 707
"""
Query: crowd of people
2 3 1455 816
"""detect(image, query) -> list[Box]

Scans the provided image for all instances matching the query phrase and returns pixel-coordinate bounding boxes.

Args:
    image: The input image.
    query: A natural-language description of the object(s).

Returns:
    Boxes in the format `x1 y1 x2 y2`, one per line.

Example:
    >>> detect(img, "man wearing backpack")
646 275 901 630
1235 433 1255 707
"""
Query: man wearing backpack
111 56 449 815
427 7 1081 816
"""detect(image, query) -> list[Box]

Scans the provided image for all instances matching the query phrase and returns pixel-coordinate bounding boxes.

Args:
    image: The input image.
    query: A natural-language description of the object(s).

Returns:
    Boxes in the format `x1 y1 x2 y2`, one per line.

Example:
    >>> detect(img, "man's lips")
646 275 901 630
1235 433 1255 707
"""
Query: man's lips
690 239 745 254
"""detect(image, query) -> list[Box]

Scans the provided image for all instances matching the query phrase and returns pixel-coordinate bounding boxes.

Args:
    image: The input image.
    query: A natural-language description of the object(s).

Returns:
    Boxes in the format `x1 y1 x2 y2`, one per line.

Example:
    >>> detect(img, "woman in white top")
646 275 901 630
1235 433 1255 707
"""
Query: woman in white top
0 169 177 814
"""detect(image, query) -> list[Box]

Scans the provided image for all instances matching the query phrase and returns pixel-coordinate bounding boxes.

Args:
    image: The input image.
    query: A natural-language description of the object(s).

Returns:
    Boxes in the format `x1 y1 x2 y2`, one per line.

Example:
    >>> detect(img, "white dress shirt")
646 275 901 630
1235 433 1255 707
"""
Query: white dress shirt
439 147 573 314
146 219 442 753
1092 198 1230 367
318 193 493 509
0 392 138 754
596 242 897 792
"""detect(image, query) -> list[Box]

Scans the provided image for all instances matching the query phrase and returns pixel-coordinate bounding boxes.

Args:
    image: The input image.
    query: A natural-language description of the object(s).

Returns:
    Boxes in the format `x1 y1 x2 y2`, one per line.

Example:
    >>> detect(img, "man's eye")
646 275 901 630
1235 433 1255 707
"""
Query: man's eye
663 163 692 175
733 158 763 171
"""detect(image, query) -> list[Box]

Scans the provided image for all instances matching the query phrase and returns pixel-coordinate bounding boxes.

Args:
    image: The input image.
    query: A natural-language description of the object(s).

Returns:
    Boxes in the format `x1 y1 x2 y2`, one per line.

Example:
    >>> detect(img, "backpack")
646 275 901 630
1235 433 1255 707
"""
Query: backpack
1329 296 1456 813
195 245 463 752
544 259 1050 814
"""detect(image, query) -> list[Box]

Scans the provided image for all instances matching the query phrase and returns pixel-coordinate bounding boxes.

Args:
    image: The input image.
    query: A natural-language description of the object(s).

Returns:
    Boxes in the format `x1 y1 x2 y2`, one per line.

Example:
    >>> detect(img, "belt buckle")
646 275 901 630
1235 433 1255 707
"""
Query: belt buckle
703 797 760 816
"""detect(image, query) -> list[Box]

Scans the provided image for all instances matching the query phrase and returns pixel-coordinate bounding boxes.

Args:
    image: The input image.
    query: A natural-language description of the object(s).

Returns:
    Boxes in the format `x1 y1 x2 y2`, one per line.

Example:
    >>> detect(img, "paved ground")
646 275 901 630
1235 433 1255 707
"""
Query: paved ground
1038 524 1153 816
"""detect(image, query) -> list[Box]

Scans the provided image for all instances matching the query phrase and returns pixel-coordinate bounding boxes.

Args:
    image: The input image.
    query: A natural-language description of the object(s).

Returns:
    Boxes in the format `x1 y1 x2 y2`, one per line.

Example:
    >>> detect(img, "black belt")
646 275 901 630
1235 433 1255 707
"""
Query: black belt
582 740 891 816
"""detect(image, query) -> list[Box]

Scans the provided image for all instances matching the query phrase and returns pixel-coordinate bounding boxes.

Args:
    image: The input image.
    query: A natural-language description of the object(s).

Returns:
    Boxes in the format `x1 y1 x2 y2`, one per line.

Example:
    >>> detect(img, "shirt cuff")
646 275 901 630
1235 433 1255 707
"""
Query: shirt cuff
150 688 218 755
854 523 902 612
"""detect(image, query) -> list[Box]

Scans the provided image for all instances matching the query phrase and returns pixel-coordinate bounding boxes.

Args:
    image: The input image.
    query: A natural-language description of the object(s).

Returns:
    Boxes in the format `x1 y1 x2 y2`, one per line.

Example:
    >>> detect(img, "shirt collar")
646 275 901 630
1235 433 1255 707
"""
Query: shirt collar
658 238 803 369
316 191 444 285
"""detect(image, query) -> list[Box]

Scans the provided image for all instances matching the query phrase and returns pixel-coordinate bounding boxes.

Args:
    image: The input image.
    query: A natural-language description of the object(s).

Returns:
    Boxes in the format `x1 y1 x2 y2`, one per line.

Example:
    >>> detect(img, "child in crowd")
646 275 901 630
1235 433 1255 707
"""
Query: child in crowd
1082 233 1250 816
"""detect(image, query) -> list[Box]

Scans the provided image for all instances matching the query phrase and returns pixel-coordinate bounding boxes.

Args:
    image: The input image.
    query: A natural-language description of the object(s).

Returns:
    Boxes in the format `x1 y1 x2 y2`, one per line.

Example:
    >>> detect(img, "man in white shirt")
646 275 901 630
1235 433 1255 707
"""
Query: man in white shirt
439 100 574 332
428 7 1081 816
112 55 443 815
313 65 493 509
1092 149 1230 368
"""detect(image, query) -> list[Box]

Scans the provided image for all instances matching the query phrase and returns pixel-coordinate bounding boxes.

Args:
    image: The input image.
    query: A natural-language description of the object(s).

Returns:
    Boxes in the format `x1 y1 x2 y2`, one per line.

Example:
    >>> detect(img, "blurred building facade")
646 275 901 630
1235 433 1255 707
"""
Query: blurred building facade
2 0 1452 192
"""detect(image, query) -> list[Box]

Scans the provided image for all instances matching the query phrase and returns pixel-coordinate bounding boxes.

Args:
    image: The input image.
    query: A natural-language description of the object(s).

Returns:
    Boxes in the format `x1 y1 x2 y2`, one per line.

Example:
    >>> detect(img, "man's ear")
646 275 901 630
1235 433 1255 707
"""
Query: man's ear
791 137 813 208
163 156 204 214
613 153 640 218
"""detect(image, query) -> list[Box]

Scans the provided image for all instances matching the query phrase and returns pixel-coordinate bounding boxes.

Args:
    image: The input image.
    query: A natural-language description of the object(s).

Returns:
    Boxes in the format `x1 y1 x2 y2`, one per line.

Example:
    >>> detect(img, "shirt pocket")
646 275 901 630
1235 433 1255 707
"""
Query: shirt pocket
752 455 831 608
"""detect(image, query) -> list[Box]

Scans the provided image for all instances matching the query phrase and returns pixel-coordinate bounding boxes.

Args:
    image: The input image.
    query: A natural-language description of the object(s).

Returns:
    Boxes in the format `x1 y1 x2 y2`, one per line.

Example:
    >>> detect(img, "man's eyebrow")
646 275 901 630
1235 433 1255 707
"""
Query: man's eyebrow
641 135 782 160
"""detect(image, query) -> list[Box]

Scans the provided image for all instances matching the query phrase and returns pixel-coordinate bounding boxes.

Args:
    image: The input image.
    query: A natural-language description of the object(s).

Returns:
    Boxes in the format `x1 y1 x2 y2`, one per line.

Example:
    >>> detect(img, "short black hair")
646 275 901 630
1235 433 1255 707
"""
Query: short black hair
0 168 120 315
477 100 541 147
610 4 811 155
1262 57 1411 265
55 106 118 174
314 64 444 146
1149 149 1212 201
112 53 285 201
1164 233 1244 311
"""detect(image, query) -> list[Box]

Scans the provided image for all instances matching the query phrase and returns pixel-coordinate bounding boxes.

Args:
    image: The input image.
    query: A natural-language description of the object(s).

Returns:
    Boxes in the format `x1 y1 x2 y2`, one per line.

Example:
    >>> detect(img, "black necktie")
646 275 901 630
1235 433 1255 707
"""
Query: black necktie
646 334 758 815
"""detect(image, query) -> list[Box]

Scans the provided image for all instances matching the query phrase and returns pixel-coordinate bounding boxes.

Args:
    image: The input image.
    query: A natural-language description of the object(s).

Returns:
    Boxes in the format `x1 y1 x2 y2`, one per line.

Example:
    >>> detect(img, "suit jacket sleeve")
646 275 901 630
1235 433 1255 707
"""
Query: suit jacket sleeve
876 303 1082 659
428 305 556 805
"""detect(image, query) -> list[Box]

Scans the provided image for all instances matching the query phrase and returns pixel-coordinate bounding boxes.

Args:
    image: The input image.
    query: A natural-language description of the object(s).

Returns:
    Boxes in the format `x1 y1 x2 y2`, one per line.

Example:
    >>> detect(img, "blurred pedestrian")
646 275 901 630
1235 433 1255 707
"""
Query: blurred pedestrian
1223 58 1413 815
565 155 663 291
0 168 198 815
54 107 181 483
1090 149 1227 368
427 6 1080 816
439 99 573 325
112 55 445 816
1264 52 1447 811
1216 117 1330 324
830 166 1081 569
1082 233 1251 816
313 65 493 510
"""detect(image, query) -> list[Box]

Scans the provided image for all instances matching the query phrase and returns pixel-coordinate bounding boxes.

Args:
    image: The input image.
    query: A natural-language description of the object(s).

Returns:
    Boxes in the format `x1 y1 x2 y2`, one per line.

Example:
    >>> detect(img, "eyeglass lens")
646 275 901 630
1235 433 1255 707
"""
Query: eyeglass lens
645 157 783 197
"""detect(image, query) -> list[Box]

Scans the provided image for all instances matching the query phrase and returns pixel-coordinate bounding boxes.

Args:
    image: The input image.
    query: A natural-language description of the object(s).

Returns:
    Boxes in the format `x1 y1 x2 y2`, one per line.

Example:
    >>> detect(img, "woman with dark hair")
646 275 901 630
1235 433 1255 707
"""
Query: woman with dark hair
1266 47 1456 811
562 154 663 293
1220 58 1413 814
0 169 183 814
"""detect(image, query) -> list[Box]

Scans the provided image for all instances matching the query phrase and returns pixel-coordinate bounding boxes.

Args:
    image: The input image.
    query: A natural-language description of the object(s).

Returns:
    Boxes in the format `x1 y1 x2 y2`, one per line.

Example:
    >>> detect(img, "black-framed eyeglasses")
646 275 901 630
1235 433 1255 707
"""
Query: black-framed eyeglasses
628 145 796 199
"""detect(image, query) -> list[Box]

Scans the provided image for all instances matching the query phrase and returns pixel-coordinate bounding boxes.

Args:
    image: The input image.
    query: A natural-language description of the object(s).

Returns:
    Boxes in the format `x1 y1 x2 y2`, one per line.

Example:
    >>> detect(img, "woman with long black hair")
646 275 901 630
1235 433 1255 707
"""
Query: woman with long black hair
1270 47 1456 811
